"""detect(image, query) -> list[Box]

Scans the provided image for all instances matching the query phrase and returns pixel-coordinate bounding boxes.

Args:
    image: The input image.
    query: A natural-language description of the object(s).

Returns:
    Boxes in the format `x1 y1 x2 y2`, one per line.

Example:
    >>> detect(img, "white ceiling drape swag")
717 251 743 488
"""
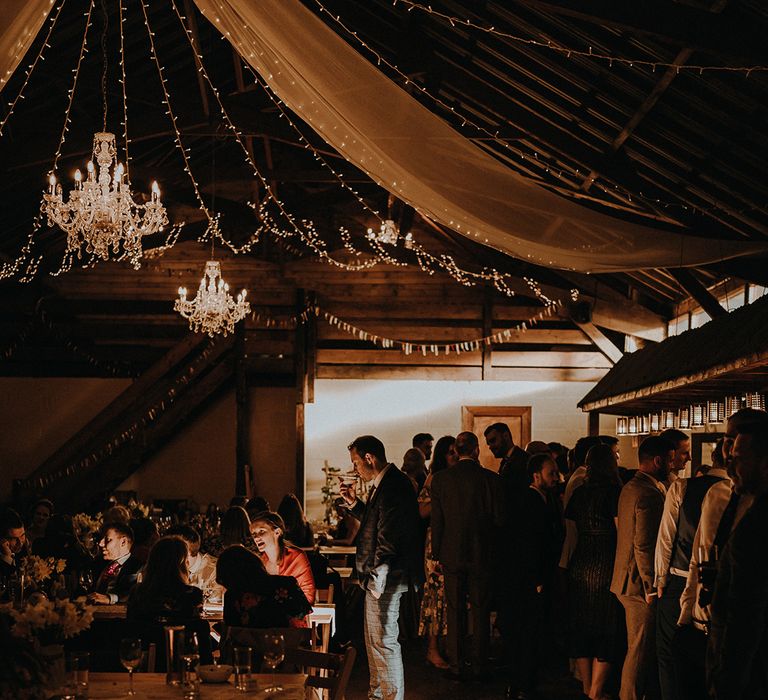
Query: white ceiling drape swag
0 0 54 92
193 0 764 273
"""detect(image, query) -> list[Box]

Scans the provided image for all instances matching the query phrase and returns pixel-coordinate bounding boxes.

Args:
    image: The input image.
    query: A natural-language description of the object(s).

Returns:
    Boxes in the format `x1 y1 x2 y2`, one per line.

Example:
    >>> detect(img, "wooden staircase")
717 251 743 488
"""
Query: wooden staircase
18 332 235 511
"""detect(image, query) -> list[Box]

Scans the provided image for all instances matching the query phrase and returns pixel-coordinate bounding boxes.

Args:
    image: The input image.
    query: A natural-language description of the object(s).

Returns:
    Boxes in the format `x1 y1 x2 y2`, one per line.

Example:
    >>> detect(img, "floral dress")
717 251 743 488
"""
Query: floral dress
224 574 312 629
417 482 447 636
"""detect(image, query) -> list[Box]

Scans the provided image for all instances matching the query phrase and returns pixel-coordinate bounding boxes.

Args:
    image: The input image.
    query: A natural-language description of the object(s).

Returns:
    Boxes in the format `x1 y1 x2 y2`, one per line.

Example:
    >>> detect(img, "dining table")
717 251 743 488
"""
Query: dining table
87 671 310 699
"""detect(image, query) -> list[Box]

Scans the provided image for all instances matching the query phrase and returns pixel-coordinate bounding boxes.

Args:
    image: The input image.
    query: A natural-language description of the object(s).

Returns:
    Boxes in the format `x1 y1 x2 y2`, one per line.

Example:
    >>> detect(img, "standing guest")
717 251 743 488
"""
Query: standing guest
339 435 423 700
277 494 314 548
431 432 504 681
561 444 624 700
611 435 674 700
505 453 562 700
0 508 27 580
417 435 457 670
412 432 434 462
654 438 724 700
250 511 316 605
563 436 605 509
484 422 530 493
217 545 311 628
127 536 202 623
166 524 219 593
525 440 553 456
677 409 767 700
26 499 53 547
707 422 768 699
203 505 253 556
402 447 428 492
659 429 691 486
88 522 142 605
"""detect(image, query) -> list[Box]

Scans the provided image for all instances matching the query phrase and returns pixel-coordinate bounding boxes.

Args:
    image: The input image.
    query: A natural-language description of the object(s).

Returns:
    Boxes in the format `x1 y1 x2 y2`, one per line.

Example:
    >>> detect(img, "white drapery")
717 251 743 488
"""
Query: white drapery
0 0 54 92
193 0 764 272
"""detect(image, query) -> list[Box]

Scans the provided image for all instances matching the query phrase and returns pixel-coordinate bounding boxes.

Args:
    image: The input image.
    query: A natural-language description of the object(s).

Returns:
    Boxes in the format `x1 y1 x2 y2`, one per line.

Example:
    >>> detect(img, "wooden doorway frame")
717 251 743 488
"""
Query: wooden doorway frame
462 406 532 470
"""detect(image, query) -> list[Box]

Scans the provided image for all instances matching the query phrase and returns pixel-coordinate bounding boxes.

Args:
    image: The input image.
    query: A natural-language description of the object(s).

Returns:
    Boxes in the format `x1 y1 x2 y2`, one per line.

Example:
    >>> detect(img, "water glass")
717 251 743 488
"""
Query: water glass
66 651 89 699
164 625 185 686
233 646 253 692
262 633 285 694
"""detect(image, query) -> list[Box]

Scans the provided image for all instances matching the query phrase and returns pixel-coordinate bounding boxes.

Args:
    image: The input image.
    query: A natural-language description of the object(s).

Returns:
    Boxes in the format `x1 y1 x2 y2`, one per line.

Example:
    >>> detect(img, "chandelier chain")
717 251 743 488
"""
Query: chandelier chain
100 0 108 133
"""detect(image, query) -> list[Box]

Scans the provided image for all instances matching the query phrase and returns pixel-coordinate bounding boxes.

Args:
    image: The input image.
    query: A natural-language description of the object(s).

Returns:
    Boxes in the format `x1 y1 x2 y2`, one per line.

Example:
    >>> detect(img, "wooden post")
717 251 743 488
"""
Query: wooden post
235 322 251 497
588 410 601 437
293 290 314 504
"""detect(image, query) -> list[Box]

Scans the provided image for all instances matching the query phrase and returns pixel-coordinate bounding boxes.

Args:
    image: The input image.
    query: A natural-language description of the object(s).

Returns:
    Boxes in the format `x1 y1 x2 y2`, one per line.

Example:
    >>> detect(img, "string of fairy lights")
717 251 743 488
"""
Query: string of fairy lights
392 0 768 75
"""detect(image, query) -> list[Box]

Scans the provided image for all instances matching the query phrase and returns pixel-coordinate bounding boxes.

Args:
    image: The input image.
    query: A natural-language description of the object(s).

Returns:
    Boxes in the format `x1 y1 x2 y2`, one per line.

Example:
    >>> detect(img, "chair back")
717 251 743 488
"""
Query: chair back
285 646 356 700
314 584 334 604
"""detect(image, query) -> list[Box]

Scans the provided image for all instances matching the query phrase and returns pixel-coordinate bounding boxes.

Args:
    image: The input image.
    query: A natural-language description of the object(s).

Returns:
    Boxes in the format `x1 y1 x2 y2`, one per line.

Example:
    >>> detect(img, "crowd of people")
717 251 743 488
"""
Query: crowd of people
1 411 767 700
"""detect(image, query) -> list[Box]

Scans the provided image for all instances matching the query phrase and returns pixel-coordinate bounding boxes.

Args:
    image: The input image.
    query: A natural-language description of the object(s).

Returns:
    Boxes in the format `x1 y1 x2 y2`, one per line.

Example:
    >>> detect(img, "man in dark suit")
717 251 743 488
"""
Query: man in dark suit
339 435 423 700
707 421 768 699
431 431 505 680
0 508 27 582
484 422 529 492
611 435 674 700
87 522 142 605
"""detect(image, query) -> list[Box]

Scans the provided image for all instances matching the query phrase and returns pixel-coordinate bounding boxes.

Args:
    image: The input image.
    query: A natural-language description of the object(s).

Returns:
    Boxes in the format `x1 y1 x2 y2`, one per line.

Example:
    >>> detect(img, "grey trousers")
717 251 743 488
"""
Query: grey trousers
363 579 409 700
618 594 659 700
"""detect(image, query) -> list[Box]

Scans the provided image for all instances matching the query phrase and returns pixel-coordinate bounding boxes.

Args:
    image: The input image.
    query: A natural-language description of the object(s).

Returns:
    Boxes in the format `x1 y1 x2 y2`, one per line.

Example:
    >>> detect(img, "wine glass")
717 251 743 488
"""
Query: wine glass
180 632 200 699
119 638 143 696
262 633 285 694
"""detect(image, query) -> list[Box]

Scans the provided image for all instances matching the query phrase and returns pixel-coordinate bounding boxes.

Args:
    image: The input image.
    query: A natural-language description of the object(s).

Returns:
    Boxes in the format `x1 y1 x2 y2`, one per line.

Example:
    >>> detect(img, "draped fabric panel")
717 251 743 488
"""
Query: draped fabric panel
193 0 764 273
0 0 54 92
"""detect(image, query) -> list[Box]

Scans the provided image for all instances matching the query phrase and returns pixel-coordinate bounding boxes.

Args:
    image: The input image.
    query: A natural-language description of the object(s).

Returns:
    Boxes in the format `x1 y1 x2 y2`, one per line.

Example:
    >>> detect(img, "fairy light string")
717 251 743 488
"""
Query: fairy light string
0 0 67 137
392 0 768 75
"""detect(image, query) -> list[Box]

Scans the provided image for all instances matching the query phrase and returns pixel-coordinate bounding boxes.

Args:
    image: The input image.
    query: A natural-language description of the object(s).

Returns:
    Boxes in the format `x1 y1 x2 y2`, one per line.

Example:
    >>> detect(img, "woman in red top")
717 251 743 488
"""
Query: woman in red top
250 511 316 605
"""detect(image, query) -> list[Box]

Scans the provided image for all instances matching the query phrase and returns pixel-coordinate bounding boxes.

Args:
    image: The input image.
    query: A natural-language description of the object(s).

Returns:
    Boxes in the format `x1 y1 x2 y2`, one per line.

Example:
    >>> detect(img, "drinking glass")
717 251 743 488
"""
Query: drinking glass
233 646 252 692
119 638 143 696
66 651 89 699
180 631 200 700
262 633 285 694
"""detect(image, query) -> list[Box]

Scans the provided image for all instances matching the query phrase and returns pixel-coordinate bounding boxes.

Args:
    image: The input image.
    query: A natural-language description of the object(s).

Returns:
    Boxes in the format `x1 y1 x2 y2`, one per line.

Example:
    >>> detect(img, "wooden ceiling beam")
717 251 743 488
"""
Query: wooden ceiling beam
668 268 728 320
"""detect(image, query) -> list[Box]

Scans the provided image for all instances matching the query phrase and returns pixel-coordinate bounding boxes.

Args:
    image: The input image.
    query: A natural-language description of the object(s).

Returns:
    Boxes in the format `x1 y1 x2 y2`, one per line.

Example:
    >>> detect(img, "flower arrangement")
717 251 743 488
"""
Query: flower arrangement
0 595 94 646
21 556 66 587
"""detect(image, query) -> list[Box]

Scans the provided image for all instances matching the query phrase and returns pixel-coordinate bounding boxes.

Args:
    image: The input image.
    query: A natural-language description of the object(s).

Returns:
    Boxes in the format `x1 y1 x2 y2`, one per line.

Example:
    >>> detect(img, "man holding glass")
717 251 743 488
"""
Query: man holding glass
340 435 423 700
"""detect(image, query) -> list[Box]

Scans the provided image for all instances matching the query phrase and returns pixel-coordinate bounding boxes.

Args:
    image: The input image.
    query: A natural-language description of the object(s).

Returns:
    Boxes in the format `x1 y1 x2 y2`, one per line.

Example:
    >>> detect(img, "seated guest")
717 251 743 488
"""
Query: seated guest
203 506 254 557
26 499 54 547
0 508 27 580
245 496 270 522
167 524 220 596
33 514 93 581
87 522 142 605
250 511 316 604
102 504 132 526
217 546 311 628
277 494 314 548
129 517 159 567
324 502 360 546
127 536 202 623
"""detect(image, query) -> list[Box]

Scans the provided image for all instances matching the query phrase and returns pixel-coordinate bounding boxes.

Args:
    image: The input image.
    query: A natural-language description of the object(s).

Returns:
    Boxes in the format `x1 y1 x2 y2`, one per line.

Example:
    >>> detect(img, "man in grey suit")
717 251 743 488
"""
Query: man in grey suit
611 435 675 700
431 431 505 680
339 435 423 700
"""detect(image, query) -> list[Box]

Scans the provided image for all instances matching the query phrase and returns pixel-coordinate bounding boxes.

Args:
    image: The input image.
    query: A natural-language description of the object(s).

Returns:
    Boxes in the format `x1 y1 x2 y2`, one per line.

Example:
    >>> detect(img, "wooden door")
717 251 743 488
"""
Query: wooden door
462 406 532 472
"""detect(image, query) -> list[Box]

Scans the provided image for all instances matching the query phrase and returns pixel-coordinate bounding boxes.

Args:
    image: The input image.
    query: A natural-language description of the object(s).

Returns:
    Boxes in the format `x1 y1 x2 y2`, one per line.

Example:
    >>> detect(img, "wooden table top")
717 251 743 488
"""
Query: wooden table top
88 671 308 698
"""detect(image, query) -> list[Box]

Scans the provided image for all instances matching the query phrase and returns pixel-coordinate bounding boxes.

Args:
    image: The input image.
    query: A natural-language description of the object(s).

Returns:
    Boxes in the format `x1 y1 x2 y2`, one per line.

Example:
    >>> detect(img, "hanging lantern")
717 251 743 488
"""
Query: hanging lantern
649 413 661 433
691 404 706 427
662 410 677 429
638 415 650 434
678 406 691 430
743 392 766 411
616 417 629 435
628 416 638 435
706 400 725 424
725 395 743 418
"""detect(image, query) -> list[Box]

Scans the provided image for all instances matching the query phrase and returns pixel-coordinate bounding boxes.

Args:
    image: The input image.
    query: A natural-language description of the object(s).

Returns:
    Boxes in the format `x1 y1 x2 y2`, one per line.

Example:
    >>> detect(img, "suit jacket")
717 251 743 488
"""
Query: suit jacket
95 553 143 603
515 487 562 593
610 470 665 598
498 446 530 493
348 464 423 589
430 457 505 569
707 492 768 700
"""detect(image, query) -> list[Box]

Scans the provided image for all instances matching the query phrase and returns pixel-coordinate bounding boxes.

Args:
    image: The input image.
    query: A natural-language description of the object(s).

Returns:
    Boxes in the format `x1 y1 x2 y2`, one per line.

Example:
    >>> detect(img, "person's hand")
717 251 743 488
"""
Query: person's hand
337 477 357 505
0 538 12 560
87 593 110 605
535 584 544 594
645 592 657 605
657 586 664 599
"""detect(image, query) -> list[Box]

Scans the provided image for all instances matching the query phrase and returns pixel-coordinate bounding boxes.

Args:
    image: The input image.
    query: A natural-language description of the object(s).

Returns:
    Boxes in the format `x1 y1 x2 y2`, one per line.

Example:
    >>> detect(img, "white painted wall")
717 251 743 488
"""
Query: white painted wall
304 378 613 519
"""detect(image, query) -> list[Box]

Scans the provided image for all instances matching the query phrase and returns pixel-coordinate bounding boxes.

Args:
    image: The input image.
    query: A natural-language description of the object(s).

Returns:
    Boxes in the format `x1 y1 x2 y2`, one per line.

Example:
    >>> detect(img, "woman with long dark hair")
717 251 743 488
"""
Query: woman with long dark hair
277 494 314 548
203 506 254 557
560 443 624 700
417 435 457 669
250 511 315 604
216 546 311 628
127 536 202 623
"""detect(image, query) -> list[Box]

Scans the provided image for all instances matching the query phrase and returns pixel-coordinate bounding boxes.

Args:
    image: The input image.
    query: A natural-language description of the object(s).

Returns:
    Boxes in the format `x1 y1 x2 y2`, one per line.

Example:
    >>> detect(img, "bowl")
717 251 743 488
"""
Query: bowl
198 664 233 683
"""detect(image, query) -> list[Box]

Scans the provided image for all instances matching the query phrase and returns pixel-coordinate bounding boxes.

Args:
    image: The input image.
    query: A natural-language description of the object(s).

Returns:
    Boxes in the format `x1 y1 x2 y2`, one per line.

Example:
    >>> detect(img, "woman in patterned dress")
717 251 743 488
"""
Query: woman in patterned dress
418 435 458 669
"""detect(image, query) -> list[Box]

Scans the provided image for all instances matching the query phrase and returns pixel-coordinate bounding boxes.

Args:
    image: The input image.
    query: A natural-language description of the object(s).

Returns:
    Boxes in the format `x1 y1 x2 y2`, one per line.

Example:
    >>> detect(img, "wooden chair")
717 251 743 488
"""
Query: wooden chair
285 646 356 700
314 584 334 604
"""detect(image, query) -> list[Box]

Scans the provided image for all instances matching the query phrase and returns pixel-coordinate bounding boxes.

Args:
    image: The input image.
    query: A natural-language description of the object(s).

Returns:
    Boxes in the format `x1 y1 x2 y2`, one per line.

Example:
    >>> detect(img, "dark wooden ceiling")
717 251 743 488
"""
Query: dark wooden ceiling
1 0 767 377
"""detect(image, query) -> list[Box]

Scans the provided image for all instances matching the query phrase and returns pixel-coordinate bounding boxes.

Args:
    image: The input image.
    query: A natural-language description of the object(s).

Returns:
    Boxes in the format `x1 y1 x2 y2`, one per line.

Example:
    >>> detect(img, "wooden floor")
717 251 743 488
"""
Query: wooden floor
345 636 587 699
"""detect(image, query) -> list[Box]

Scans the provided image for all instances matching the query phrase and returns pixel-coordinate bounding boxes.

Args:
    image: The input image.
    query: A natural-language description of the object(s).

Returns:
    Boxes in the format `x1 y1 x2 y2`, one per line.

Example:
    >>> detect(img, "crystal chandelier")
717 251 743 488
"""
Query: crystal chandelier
367 218 399 245
175 260 250 337
42 132 168 269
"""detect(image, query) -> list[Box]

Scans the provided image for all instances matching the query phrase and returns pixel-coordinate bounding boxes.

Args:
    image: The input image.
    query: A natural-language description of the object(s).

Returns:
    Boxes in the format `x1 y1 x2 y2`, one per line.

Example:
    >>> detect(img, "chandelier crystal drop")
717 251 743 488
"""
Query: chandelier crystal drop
42 132 168 268
175 260 250 337
367 218 399 245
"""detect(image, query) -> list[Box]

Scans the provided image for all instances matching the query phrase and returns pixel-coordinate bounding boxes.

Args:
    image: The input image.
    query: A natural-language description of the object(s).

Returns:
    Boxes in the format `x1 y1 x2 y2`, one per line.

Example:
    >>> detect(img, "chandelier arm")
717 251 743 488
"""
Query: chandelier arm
138 0 213 226
51 0 95 175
